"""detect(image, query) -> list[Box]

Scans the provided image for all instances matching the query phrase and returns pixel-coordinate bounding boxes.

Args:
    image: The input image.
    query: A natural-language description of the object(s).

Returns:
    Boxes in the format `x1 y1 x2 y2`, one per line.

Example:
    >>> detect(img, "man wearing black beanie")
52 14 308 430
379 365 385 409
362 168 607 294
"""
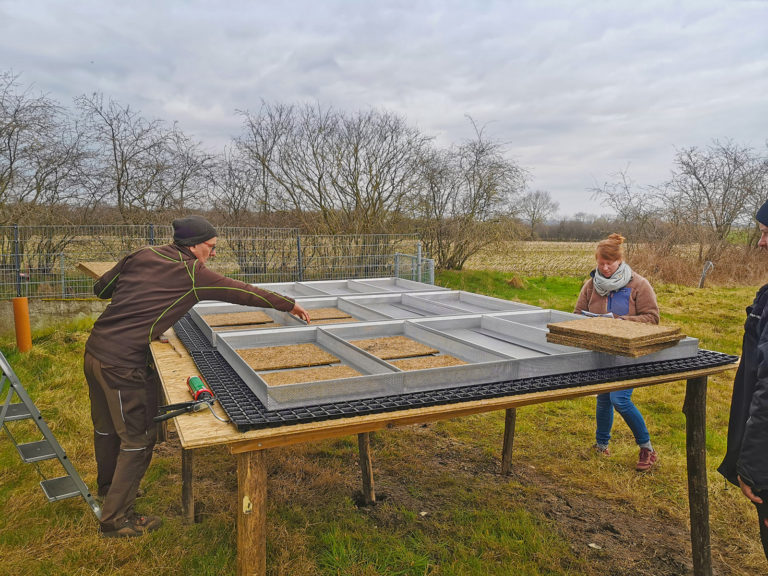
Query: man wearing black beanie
719 199 768 561
83 215 309 538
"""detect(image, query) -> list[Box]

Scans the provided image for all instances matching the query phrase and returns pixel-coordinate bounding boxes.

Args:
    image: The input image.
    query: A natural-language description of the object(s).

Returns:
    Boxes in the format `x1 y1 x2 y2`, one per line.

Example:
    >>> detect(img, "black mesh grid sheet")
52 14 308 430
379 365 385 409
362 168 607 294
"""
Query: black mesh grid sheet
172 315 738 432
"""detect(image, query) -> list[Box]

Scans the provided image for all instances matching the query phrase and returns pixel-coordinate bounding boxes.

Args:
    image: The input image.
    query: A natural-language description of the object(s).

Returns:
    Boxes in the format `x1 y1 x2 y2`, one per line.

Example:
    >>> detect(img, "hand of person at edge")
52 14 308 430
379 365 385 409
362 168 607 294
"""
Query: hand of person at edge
738 475 764 504
291 303 311 323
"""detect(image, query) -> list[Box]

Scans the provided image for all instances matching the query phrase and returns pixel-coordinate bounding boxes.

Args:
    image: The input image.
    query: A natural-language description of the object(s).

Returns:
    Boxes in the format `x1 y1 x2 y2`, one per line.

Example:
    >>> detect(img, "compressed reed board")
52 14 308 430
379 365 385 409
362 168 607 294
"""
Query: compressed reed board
260 365 363 386
544 333 684 357
546 316 682 344
237 342 340 370
390 355 467 370
202 310 275 327
348 335 439 359
546 317 685 357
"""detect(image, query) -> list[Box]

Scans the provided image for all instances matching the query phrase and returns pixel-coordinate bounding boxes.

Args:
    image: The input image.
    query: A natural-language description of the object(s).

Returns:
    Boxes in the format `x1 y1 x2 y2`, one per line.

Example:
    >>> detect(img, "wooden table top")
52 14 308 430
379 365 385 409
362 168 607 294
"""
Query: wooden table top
151 329 738 455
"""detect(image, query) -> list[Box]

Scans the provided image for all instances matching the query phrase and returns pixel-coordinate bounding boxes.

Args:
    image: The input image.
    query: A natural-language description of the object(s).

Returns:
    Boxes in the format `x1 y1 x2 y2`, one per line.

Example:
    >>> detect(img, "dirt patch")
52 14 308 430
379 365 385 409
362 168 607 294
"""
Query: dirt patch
506 464 695 576
354 425 725 576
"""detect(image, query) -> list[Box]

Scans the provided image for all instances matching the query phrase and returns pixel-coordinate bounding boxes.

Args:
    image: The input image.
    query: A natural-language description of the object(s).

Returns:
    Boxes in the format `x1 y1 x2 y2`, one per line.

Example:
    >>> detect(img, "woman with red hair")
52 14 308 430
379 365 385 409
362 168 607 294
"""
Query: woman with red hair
575 233 660 471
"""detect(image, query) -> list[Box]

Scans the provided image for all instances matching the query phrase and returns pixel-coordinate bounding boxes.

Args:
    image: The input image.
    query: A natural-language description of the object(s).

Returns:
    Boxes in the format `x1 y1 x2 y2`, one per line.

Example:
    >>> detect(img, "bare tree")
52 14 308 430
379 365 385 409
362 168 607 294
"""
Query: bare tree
239 102 429 234
0 73 84 225
415 119 526 270
75 93 174 222
665 139 764 259
590 167 661 240
208 145 266 226
155 125 214 212
519 189 559 239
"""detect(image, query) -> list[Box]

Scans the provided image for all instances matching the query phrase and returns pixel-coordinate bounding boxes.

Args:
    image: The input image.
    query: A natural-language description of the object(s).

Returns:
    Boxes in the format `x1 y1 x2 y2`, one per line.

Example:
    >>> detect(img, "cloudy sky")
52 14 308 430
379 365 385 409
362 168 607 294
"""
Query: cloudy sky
2 0 766 216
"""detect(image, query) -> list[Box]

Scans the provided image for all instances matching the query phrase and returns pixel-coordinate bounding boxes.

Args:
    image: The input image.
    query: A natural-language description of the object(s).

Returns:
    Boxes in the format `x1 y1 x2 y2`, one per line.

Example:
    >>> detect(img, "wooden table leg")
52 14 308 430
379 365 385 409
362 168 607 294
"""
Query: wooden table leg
181 448 194 524
683 375 712 576
501 408 517 475
237 450 267 576
358 432 376 504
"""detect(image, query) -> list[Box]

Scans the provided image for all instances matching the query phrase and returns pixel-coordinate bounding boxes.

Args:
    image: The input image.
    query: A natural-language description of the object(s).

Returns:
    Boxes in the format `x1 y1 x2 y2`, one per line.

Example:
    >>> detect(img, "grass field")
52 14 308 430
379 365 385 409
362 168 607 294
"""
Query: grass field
0 270 765 575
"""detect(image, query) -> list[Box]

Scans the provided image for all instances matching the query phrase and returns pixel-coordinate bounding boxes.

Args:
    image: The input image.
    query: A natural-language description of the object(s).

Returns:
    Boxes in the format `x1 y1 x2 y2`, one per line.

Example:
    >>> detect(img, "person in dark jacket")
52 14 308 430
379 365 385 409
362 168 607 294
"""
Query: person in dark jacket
84 215 309 538
718 200 768 561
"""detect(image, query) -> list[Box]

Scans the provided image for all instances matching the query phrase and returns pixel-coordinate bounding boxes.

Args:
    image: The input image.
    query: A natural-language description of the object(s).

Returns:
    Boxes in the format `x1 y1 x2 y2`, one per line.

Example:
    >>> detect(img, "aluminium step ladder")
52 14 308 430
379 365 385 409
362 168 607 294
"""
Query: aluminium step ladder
0 351 101 520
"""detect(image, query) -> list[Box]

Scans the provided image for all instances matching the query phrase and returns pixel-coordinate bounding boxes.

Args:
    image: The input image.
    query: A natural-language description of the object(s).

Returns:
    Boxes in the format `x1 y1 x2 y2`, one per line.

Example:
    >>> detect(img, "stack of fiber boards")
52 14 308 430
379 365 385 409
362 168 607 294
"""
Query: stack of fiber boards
545 317 685 358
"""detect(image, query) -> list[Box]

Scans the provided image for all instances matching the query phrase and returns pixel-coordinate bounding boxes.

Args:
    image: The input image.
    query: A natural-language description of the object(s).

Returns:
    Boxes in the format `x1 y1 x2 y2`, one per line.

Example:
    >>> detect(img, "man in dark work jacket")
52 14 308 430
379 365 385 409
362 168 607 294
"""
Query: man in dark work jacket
719 199 768 561
84 215 310 538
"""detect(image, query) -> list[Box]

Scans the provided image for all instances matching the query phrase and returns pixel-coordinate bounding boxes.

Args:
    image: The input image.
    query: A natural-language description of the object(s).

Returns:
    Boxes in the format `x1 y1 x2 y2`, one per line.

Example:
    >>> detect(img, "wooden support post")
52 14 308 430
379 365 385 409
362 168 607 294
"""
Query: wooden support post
683 376 712 576
237 450 267 576
358 432 376 504
501 408 517 475
181 448 194 524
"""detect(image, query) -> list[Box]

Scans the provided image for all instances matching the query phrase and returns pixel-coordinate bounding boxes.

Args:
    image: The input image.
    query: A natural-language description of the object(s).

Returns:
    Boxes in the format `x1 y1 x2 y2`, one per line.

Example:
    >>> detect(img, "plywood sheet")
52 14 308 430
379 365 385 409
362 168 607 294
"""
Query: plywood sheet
203 311 274 327
390 355 467 371
260 365 362 386
237 343 339 371
349 335 438 359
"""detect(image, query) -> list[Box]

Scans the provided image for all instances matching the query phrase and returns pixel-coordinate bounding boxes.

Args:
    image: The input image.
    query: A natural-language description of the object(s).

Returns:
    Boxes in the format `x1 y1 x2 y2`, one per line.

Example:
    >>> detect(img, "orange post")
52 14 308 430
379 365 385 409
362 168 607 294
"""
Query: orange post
12 297 32 353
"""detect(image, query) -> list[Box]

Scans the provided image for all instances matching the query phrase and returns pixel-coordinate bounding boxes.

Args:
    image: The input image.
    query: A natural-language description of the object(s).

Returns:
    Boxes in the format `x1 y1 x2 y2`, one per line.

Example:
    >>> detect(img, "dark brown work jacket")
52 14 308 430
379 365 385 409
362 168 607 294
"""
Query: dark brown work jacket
85 243 295 368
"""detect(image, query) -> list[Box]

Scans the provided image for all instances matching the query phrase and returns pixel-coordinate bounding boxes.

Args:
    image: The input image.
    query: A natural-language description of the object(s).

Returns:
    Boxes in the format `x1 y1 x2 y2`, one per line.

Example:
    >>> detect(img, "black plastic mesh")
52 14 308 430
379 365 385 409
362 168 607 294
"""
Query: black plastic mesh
173 315 738 432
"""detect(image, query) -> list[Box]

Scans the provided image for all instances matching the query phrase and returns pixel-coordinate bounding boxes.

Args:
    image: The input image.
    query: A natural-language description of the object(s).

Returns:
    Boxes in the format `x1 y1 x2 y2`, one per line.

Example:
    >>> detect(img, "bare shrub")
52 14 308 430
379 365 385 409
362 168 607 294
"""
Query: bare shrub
630 243 768 287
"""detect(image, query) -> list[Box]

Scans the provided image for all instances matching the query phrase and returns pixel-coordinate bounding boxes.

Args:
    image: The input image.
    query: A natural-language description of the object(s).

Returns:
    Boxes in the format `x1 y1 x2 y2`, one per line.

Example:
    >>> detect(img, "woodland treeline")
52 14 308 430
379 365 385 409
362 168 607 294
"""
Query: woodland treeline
2 71 767 271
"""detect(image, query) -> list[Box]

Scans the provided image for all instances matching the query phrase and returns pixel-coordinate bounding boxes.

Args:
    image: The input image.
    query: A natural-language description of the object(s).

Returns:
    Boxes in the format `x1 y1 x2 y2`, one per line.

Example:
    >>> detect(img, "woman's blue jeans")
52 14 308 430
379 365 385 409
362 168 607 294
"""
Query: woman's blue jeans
595 389 650 446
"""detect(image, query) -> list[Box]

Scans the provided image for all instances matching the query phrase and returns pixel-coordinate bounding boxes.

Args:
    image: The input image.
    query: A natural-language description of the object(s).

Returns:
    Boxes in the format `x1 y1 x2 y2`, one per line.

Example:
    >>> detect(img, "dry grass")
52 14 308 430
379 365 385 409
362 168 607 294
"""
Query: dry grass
0 270 766 575
465 240 768 287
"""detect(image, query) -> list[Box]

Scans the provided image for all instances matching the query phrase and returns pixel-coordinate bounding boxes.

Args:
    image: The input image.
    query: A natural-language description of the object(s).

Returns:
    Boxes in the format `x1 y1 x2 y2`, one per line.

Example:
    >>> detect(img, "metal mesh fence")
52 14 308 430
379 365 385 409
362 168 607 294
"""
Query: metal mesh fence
0 226 430 300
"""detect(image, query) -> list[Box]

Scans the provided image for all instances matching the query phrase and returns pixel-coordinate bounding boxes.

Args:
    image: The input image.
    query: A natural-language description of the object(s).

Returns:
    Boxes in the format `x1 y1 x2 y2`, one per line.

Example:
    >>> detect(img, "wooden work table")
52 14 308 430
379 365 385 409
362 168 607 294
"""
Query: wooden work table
151 329 738 576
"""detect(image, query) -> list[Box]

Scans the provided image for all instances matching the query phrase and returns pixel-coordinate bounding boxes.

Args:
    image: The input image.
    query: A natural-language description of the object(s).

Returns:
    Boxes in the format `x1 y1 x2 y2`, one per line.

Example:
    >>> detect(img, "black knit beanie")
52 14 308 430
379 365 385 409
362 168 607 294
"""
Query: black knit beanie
757 200 768 227
172 215 217 246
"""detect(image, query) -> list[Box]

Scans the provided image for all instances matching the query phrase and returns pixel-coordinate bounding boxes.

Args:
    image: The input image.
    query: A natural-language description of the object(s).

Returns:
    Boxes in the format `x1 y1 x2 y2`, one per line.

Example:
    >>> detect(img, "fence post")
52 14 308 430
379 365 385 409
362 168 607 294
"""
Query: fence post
60 254 66 298
296 233 303 282
416 242 422 282
394 253 400 279
698 261 714 289
149 224 155 246
13 224 21 298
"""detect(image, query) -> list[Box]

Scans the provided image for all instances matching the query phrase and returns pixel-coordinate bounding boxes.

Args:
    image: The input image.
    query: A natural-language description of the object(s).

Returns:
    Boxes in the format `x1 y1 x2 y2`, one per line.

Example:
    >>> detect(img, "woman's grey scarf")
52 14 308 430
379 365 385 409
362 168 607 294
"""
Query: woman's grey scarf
592 261 632 297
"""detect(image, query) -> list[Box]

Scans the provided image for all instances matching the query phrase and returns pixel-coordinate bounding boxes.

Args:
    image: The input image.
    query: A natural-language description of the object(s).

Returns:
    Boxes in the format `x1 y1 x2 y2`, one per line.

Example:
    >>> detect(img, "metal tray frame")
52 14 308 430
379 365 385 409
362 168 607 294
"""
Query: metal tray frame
216 319 514 410
251 277 447 298
189 290 539 345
